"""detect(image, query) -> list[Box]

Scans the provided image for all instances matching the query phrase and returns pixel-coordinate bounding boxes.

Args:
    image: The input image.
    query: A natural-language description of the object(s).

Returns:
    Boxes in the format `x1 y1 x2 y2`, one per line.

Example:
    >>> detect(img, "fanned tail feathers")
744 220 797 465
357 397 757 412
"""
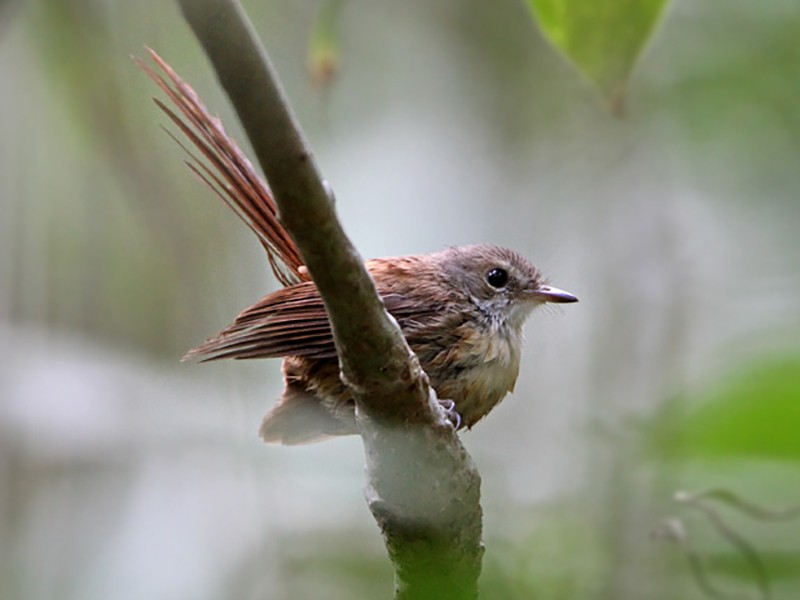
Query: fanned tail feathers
136 48 321 363
136 48 307 288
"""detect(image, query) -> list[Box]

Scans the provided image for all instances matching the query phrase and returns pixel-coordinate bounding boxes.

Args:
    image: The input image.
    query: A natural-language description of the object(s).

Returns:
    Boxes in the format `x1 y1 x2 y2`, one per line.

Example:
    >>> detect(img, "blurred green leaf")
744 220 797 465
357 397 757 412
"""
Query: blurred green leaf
704 550 800 584
525 0 669 110
656 357 800 461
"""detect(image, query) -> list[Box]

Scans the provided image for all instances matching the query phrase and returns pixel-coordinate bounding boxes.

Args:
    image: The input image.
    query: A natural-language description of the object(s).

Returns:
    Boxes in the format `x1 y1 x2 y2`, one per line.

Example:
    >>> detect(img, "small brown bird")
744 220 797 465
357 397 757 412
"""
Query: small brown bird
141 50 578 445
185 245 577 443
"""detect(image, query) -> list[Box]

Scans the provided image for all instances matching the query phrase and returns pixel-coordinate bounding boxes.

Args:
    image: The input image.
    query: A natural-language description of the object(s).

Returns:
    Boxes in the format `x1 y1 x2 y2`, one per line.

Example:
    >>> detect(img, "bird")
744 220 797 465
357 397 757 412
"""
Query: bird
139 49 578 445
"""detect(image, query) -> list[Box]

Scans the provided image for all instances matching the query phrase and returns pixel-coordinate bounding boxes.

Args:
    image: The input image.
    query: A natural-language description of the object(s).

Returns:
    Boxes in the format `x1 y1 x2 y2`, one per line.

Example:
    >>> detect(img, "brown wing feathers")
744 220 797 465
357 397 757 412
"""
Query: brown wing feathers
181 275 446 363
182 284 339 362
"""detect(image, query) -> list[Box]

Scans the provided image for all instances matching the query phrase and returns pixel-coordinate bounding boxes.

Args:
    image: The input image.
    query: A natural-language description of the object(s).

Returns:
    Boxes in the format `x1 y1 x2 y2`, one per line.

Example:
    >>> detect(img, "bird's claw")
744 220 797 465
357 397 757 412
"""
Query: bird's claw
438 399 462 430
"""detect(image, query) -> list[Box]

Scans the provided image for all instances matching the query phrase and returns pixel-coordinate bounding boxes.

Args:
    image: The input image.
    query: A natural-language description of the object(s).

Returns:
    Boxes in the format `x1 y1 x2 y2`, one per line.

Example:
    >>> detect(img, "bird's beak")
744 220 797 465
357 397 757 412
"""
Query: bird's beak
532 285 578 304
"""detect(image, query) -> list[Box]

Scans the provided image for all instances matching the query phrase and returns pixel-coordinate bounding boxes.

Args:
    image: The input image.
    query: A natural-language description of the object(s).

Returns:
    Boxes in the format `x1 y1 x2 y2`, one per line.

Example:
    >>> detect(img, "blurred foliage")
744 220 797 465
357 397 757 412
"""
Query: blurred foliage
647 356 800 598
655 357 800 461
526 0 669 110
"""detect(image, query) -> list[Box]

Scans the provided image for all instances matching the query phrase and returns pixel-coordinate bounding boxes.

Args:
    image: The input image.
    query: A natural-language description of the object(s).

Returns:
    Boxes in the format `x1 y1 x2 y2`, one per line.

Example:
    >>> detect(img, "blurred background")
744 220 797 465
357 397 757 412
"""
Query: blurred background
2 0 800 598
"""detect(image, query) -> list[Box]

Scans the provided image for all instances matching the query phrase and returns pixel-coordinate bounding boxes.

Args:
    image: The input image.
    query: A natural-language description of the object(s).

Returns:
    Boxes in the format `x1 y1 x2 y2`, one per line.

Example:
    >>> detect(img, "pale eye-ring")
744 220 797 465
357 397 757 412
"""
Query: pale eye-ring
486 267 509 288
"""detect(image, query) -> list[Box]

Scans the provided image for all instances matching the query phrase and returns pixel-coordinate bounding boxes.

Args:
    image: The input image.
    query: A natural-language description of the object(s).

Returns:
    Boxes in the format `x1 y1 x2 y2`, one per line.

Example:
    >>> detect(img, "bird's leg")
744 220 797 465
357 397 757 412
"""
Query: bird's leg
438 399 462 430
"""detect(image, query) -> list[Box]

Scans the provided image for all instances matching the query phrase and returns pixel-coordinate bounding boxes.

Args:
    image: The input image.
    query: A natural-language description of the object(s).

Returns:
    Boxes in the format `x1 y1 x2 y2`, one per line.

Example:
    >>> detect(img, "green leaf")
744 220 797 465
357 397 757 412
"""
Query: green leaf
655 357 800 461
526 0 669 109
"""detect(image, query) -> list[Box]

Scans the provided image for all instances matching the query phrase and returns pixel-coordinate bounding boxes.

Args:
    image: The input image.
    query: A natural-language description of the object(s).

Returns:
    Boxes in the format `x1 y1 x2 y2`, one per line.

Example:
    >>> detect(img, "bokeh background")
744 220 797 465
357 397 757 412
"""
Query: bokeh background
2 0 799 599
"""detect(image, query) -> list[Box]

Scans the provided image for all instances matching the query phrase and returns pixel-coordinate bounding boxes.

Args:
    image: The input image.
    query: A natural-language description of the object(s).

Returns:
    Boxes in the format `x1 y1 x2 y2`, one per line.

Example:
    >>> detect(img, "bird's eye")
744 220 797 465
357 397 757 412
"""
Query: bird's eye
486 268 509 288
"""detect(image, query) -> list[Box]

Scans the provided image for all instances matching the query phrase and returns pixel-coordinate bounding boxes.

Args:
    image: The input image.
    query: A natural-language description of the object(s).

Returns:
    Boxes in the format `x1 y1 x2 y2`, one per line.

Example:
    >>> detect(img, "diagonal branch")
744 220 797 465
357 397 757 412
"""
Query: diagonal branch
178 0 423 414
171 0 483 598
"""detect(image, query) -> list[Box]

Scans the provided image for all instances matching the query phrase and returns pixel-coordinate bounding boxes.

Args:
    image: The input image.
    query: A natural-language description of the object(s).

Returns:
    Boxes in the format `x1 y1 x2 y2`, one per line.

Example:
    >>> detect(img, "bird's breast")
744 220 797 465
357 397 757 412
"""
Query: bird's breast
422 321 523 428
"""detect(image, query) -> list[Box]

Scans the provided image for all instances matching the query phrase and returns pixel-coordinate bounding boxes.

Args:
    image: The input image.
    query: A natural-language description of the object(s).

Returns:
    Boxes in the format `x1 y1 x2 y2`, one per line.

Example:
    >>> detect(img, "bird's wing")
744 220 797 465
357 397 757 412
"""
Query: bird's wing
183 282 335 361
183 276 442 363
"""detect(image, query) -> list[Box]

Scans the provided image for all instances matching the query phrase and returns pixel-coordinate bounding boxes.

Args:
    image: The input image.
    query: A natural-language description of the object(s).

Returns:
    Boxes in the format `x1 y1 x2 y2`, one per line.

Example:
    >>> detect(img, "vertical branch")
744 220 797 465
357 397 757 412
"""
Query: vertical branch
172 0 483 597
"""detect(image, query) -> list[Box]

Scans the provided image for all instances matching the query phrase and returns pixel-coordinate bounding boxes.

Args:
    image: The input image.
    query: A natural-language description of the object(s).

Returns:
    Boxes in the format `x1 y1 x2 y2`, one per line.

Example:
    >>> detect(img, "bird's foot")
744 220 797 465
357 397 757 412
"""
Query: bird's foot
438 399 462 430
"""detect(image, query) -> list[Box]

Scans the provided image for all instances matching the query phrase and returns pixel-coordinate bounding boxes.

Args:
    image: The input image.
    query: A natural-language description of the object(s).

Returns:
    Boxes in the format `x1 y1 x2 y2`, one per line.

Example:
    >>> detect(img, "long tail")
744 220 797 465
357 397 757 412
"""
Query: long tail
135 48 308 287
